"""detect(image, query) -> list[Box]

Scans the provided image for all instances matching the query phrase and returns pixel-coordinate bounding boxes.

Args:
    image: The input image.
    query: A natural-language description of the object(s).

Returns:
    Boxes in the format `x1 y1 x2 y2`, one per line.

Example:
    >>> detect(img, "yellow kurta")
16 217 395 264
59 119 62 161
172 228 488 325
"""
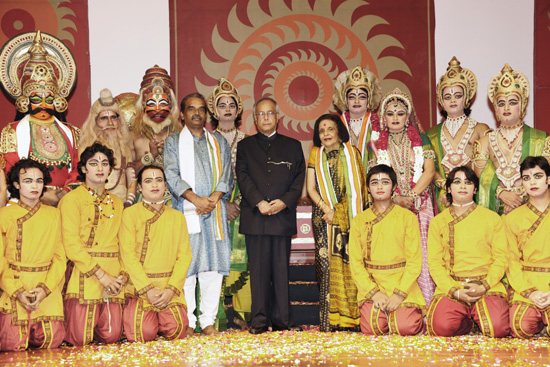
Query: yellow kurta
427 205 508 299
119 202 192 310
349 204 426 311
0 203 65 324
505 202 550 306
58 185 124 304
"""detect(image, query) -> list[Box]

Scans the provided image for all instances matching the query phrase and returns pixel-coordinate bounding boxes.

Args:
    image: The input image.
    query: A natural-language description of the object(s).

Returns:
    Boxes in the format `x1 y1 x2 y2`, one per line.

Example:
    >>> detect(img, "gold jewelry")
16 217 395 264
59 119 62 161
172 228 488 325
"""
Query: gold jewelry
141 152 154 166
436 57 477 108
333 65 382 112
488 63 530 119
207 78 243 119
435 179 446 190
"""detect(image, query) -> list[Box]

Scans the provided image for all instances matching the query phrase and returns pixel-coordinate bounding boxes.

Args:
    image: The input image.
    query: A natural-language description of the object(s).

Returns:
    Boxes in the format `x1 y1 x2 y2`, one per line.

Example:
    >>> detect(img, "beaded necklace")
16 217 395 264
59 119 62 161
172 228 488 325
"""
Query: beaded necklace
444 114 466 139
84 185 115 219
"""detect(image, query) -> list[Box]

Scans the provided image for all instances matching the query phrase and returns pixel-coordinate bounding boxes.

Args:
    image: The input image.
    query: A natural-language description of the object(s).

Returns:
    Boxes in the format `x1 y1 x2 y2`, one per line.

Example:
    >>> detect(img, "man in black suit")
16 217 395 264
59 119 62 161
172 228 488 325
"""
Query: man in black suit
236 97 306 334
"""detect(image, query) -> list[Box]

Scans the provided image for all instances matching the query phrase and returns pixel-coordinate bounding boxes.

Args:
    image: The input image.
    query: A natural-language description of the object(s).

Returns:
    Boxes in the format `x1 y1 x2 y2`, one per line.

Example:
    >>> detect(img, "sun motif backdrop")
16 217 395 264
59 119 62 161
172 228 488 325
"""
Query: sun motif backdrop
170 0 436 150
0 0 90 129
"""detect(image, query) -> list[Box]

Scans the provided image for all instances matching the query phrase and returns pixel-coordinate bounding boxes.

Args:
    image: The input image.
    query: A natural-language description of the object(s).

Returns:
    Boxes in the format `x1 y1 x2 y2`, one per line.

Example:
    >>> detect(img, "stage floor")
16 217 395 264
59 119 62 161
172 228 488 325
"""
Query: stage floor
1 327 549 366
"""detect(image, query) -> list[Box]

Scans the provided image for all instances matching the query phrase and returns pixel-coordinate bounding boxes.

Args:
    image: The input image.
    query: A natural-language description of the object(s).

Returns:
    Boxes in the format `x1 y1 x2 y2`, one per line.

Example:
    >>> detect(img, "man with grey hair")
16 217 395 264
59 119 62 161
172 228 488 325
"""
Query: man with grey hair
236 97 305 334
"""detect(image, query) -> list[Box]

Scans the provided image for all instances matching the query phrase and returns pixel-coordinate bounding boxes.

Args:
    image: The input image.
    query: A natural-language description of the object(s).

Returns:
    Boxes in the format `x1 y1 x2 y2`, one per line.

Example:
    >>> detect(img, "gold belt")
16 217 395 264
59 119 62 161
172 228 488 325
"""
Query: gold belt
88 252 119 258
146 271 173 278
364 261 406 270
9 263 51 272
522 265 550 273
451 274 486 282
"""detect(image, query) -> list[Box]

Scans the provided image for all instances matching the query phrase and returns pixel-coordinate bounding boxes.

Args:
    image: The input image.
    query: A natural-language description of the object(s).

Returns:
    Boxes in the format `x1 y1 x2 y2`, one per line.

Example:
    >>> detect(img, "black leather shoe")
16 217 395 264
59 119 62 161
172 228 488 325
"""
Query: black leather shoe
249 326 268 334
272 325 303 332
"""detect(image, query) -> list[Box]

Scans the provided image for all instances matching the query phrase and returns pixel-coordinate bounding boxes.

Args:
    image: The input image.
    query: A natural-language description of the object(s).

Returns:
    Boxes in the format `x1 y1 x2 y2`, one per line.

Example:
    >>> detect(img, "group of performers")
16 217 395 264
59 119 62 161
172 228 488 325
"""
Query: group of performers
0 30 550 352
308 60 550 338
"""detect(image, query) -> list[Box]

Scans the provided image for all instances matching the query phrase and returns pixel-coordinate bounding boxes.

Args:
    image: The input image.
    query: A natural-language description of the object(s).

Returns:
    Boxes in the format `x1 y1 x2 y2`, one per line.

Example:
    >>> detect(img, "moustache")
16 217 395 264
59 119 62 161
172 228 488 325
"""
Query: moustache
100 126 116 130
31 107 55 116
192 115 203 121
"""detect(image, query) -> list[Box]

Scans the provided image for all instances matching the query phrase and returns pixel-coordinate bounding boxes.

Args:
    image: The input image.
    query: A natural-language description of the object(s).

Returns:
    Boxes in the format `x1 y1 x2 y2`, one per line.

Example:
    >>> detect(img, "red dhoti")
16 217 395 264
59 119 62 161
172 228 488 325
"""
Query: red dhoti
63 298 123 346
427 295 510 337
123 297 188 342
0 312 65 351
510 303 550 339
359 302 423 336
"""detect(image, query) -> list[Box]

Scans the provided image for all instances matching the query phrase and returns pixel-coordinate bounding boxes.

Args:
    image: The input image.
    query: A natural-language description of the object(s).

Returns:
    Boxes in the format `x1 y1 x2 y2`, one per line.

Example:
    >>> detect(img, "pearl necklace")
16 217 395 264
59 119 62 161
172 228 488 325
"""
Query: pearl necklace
143 199 165 205
452 201 474 207
444 114 467 139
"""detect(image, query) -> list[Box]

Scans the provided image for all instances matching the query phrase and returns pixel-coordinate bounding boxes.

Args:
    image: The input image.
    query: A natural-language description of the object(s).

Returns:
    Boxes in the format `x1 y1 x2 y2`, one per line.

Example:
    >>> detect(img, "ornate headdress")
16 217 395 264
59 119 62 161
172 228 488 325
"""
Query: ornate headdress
0 30 76 114
139 65 175 105
207 78 243 119
436 56 477 108
333 65 382 112
372 88 425 185
487 63 529 119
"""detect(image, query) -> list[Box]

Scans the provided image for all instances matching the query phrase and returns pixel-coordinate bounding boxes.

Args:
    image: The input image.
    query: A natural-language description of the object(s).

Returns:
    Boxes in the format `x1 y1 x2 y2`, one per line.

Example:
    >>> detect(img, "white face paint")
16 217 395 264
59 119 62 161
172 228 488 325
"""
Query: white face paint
368 172 393 202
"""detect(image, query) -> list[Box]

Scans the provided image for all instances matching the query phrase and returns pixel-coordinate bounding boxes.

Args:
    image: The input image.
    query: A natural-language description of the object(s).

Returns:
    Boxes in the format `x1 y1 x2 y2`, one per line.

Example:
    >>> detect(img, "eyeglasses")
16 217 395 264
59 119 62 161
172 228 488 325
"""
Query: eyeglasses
255 111 277 118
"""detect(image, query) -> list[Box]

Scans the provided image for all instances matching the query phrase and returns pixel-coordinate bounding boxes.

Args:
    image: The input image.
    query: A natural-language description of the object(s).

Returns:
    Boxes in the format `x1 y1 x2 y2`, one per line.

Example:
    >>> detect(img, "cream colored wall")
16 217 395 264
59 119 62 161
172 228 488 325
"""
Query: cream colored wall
88 0 535 129
88 0 171 100
434 0 534 128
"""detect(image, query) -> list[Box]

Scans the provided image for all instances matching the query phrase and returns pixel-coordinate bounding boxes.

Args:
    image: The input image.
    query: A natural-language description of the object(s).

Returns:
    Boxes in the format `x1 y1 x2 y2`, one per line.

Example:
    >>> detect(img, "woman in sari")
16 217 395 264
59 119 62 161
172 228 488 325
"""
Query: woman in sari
307 113 366 331
368 88 436 305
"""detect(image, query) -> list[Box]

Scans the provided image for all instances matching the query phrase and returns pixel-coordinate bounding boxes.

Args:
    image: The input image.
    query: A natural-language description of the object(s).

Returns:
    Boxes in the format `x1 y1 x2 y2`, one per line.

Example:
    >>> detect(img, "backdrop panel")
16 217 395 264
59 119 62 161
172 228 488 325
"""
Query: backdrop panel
0 0 90 129
534 0 550 133
170 0 436 152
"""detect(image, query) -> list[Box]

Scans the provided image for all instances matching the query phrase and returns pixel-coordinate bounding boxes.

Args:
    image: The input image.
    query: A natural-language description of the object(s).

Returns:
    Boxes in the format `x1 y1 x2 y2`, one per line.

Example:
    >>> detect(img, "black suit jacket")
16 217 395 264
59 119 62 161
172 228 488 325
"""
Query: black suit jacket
236 132 305 236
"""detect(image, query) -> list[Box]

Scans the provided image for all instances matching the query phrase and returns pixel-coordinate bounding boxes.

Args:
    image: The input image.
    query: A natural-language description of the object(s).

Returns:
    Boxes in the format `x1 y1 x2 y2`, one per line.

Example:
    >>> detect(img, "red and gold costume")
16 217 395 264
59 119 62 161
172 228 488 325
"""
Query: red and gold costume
506 203 550 338
349 204 425 336
0 31 80 191
119 202 192 342
58 185 125 346
426 205 510 337
0 203 66 351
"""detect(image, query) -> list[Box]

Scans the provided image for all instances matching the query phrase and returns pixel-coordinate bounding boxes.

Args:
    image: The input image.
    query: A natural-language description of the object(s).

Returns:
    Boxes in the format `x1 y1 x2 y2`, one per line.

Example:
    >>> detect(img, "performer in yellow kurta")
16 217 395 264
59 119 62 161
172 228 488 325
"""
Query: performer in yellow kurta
59 143 127 346
427 166 510 338
0 159 65 351
120 165 193 342
349 164 425 336
506 156 550 338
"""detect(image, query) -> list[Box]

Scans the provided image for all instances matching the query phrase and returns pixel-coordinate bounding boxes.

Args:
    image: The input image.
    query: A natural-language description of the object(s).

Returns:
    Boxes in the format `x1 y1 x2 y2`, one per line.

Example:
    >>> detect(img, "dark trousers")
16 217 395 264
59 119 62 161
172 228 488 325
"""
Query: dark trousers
245 234 293 328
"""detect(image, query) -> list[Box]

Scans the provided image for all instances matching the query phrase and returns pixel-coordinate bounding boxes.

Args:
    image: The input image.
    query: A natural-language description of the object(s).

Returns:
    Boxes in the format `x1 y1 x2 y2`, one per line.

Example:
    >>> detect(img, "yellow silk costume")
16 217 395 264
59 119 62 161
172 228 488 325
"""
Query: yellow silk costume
427 205 508 299
349 204 426 311
58 186 125 304
505 203 550 305
119 202 192 310
0 203 65 324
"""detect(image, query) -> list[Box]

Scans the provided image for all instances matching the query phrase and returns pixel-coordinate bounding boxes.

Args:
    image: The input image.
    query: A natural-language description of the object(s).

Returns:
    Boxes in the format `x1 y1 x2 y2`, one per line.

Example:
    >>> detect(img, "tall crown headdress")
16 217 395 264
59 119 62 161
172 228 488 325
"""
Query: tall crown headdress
436 56 477 108
487 64 529 119
333 65 381 112
0 30 76 113
207 78 243 119
139 65 175 106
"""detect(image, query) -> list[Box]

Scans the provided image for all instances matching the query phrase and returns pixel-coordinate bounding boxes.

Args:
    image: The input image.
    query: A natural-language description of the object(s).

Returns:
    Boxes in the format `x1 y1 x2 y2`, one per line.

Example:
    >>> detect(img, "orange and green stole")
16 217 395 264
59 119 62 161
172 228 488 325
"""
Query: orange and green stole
340 112 373 171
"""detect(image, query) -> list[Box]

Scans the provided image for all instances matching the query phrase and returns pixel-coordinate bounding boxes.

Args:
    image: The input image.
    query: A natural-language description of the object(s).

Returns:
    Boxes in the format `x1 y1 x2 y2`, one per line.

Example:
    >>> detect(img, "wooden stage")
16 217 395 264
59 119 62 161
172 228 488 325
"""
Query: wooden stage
1 328 549 366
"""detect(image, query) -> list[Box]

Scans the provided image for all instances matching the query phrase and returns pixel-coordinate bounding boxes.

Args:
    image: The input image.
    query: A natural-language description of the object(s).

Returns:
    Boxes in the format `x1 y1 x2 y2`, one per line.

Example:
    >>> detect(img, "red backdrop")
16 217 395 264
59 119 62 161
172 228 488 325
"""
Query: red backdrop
0 0 90 129
170 0 436 151
534 0 550 133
